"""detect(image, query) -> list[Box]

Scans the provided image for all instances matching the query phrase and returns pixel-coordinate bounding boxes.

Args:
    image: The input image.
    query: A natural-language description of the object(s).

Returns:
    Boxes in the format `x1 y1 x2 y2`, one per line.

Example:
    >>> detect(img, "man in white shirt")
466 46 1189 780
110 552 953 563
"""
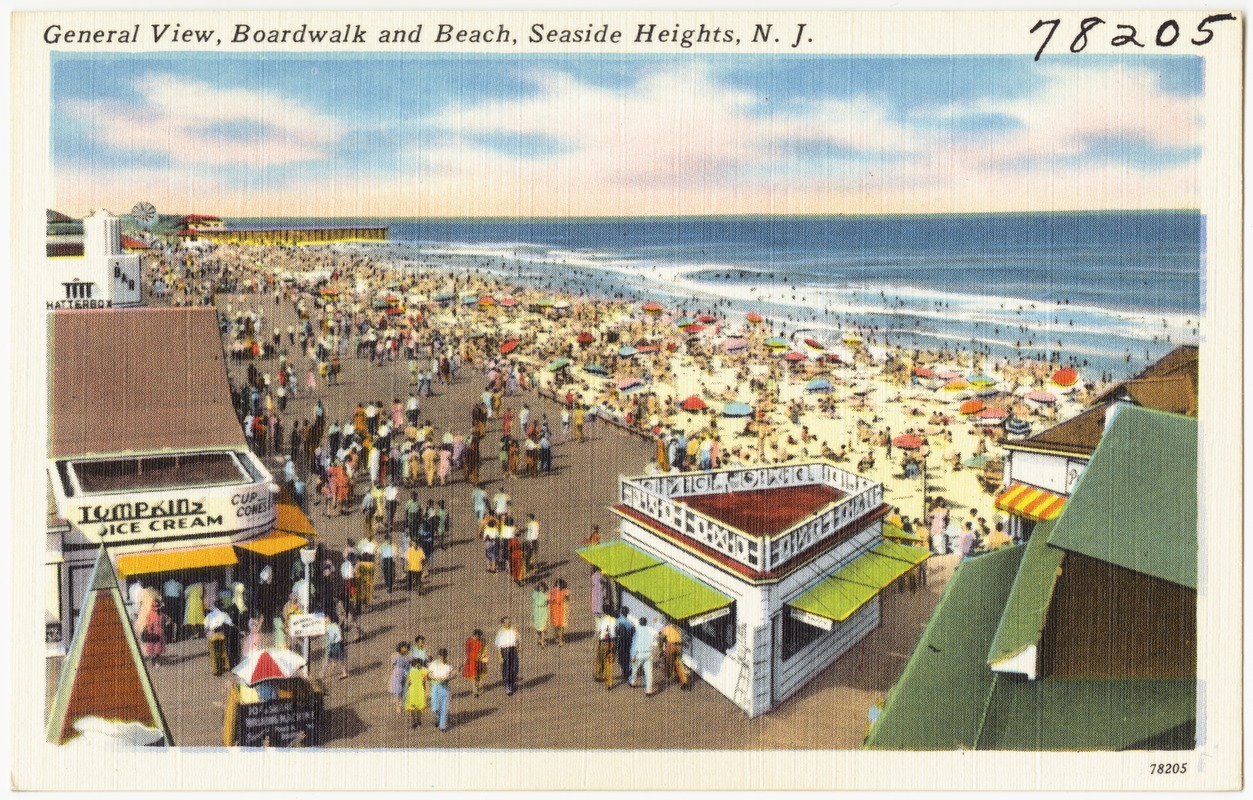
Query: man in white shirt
524 513 540 570
629 617 659 694
495 617 521 695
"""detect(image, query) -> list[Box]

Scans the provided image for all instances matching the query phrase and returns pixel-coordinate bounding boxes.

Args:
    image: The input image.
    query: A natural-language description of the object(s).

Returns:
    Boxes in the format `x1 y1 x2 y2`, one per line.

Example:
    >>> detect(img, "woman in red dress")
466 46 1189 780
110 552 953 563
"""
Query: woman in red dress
461 629 487 697
507 530 526 586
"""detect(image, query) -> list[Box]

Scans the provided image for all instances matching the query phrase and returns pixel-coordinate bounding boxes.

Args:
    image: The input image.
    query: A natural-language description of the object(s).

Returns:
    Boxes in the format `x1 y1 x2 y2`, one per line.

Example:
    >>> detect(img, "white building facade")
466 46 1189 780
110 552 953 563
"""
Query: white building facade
583 461 929 717
46 209 143 310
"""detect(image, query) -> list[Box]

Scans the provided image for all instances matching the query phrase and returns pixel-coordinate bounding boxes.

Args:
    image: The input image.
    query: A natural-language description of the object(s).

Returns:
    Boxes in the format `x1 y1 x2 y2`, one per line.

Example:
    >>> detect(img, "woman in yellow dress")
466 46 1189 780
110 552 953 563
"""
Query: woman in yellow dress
404 655 429 728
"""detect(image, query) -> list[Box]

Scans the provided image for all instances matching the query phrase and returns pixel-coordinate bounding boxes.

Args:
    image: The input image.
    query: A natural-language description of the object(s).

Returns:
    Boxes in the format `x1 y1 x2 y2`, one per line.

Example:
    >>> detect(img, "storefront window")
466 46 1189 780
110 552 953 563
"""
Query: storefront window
782 609 826 661
684 603 736 653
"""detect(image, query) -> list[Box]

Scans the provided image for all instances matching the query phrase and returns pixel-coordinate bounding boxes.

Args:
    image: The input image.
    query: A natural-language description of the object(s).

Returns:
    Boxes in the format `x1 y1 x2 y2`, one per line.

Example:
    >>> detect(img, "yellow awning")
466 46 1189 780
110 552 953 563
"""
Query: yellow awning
276 503 317 537
116 545 238 578
994 482 1067 522
235 531 311 557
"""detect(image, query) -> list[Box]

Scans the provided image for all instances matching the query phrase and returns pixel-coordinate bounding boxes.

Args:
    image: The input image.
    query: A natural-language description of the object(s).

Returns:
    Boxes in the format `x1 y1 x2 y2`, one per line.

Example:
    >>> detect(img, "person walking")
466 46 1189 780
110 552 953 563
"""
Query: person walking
629 617 658 695
615 607 635 683
659 619 690 690
524 513 540 570
379 534 396 593
548 579 569 647
594 609 617 689
496 617 521 696
462 629 487 697
404 653 429 728
321 616 349 680
531 582 549 648
427 649 455 732
405 536 425 594
389 642 412 713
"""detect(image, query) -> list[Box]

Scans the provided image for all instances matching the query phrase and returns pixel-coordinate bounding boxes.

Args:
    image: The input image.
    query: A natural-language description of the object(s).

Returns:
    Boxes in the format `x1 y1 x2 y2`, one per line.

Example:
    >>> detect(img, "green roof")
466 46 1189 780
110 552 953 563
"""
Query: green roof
976 676 1195 750
866 546 1023 750
615 562 732 621
576 540 661 578
987 520 1064 665
867 543 1196 751
789 544 928 623
1048 406 1197 589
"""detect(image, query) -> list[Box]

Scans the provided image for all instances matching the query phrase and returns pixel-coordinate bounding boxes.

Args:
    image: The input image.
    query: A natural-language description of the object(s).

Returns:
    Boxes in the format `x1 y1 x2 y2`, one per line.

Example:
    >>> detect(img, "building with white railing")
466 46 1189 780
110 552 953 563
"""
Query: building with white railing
579 460 929 717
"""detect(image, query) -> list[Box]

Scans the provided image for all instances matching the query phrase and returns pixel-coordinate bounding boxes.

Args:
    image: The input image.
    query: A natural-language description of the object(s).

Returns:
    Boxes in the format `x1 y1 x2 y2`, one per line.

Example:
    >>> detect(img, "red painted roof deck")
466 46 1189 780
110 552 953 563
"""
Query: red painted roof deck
678 484 846 537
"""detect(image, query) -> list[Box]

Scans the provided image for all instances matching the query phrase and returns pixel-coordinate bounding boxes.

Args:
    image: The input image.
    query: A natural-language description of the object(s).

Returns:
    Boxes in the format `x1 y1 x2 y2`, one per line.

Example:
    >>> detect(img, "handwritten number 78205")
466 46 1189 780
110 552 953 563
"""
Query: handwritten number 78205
1031 14 1236 61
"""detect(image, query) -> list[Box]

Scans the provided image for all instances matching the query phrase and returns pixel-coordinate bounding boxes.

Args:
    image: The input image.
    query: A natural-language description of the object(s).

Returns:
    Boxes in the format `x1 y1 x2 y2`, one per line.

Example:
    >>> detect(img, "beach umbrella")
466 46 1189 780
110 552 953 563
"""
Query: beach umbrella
804 337 825 354
975 387 1000 398
637 344 660 354
723 401 752 417
959 399 985 415
499 297 518 308
764 336 787 350
963 454 989 469
478 296 497 307
232 647 305 685
434 291 455 303
372 299 388 309
967 373 995 388
977 407 1008 421
842 332 863 345
553 299 571 310
584 363 608 376
1005 417 1032 437
461 294 478 306
384 294 400 304
685 324 705 334
912 367 934 379
676 317 696 328
1051 367 1078 387
536 297 555 308
746 312 763 325
642 301 663 316
1026 390 1056 404
616 377 643 391
319 287 338 297
500 339 520 355
697 314 716 323
617 345 637 357
679 395 707 412
805 377 833 392
576 331 595 345
783 351 806 362
386 280 402 289
943 379 969 392
547 357 571 372
723 338 748 353
204 608 233 630
892 434 924 450
385 307 403 316
934 368 962 381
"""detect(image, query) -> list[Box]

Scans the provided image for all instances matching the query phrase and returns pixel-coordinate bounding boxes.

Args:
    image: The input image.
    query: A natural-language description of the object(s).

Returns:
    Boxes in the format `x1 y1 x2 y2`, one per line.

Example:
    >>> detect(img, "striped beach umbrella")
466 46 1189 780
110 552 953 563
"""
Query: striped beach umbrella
1005 417 1032 437
676 317 696 328
584 363 608 376
232 648 306 686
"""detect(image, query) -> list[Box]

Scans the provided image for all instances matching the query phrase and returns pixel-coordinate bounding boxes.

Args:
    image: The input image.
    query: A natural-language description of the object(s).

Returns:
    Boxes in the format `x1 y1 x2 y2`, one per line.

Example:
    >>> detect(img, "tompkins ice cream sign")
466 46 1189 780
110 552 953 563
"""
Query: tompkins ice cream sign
58 485 277 545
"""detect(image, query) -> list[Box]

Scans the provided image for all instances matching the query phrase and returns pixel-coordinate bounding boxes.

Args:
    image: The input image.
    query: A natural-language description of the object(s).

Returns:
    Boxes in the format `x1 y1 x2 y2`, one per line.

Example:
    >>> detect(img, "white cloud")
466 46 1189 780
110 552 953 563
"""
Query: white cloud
69 73 346 167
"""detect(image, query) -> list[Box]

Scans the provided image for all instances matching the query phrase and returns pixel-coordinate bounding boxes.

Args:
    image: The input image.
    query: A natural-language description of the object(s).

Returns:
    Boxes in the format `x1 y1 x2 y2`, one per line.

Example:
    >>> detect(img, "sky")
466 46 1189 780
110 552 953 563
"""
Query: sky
51 53 1204 217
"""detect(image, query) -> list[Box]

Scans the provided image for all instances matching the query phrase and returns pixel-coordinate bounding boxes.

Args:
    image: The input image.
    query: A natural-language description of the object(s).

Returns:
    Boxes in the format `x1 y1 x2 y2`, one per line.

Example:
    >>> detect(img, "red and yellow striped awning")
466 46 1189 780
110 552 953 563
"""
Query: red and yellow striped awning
994 482 1067 522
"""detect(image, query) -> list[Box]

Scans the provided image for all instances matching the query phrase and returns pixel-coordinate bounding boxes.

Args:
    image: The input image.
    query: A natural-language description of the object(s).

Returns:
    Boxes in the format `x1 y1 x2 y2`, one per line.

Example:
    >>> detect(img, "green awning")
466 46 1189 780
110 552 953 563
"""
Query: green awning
788 545 925 623
616 562 732 622
575 540 661 578
987 521 1062 665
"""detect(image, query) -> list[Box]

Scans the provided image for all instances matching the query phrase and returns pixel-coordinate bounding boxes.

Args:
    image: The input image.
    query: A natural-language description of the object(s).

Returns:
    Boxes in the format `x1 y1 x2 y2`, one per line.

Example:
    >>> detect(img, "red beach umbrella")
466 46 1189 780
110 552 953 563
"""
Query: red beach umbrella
913 367 934 379
500 339 520 355
1026 390 1057 404
680 395 707 412
1051 367 1078 387
478 296 496 307
685 324 705 334
783 351 806 362
232 648 305 685
499 296 518 308
642 301 663 315
576 331 595 345
697 314 716 323
977 407 1008 420
746 312 763 324
892 434 924 450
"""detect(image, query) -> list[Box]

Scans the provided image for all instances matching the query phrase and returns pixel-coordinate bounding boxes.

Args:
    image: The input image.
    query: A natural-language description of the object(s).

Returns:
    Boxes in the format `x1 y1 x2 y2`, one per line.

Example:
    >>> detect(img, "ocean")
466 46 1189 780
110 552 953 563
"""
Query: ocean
233 211 1204 379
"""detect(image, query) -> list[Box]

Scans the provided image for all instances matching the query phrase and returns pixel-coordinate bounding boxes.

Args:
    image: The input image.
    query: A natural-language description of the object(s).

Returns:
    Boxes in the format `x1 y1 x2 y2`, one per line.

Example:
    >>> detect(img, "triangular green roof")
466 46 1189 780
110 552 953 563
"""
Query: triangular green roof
1047 406 1197 589
987 521 1064 665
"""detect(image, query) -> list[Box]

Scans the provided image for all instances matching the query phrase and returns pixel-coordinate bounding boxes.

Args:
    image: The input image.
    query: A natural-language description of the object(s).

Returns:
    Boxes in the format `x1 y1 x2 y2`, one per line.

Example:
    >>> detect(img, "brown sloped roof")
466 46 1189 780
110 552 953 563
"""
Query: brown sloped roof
1093 345 1198 411
50 308 244 458
1012 404 1108 456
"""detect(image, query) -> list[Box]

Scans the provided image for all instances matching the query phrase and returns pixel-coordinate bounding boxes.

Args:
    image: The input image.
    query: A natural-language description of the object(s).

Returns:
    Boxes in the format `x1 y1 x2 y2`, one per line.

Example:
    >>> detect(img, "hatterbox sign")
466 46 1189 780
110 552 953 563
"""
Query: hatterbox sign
65 484 277 544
